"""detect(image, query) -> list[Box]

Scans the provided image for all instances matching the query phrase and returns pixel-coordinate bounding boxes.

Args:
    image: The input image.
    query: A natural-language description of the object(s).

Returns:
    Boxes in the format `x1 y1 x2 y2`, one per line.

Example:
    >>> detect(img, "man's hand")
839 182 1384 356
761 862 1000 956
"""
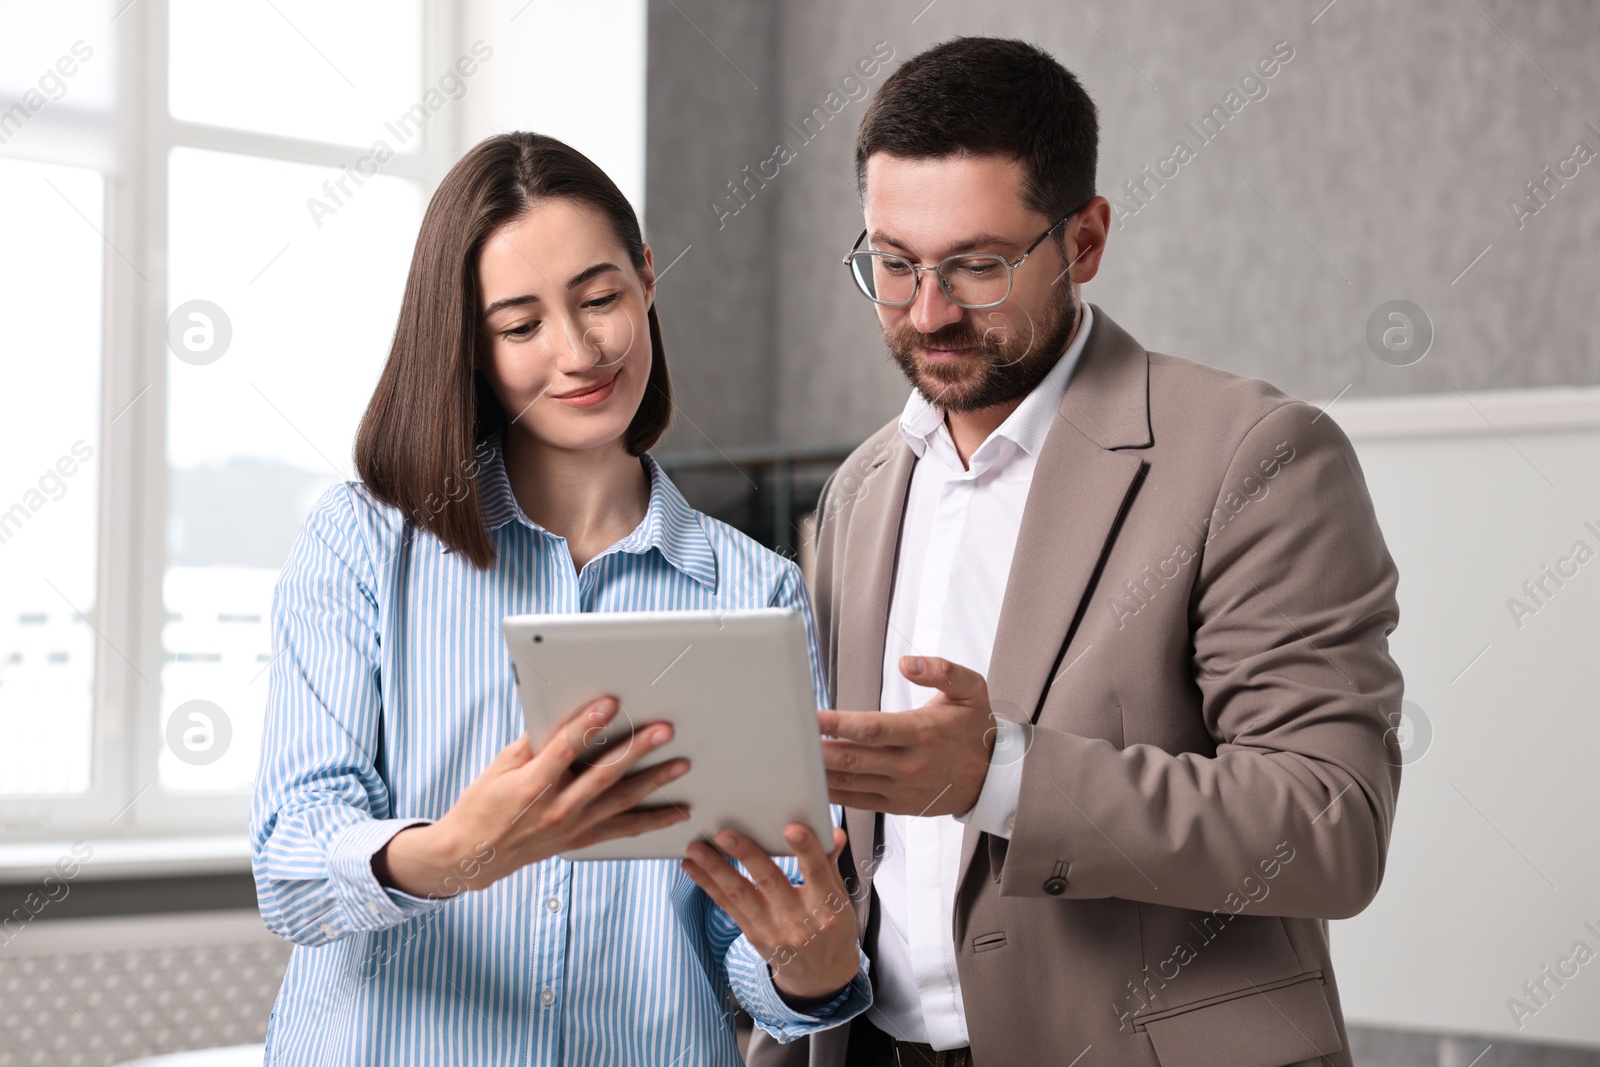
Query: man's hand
819 655 995 817
681 825 862 1003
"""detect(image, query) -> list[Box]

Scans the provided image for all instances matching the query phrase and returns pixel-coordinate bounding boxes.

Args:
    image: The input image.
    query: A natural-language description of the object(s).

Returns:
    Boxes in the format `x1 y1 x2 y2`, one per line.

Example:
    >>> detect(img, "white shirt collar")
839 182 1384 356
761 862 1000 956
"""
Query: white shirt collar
897 301 1094 471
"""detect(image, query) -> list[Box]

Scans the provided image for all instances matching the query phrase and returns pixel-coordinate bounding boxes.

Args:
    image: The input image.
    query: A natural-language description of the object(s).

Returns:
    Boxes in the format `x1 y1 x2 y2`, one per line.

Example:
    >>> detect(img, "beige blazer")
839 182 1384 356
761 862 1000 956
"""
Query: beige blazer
748 304 1403 1067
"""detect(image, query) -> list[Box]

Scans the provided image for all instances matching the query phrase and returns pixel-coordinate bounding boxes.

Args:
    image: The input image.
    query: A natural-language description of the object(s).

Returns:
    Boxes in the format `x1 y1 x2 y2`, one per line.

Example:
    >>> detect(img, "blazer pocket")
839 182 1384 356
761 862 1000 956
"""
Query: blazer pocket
972 931 1007 953
1137 971 1342 1067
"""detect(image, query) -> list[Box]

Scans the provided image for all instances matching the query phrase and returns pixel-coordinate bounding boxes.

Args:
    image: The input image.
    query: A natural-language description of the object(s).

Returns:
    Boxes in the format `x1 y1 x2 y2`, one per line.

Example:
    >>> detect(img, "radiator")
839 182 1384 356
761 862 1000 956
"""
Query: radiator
0 910 288 1066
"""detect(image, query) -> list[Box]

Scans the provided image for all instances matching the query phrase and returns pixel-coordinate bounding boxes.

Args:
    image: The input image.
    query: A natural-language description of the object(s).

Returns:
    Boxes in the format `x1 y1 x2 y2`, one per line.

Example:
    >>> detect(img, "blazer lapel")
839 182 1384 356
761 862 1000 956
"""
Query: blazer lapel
957 303 1153 889
834 436 916 908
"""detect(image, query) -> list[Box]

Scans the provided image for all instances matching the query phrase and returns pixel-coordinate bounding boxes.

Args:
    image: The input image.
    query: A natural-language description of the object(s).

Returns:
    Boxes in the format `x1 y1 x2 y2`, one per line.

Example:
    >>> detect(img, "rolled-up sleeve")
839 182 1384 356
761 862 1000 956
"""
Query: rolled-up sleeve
249 484 449 946
726 938 873 1042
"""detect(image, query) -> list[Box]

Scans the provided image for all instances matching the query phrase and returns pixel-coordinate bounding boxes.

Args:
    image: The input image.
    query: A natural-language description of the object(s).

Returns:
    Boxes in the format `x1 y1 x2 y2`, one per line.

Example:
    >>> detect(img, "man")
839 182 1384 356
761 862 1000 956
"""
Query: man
748 36 1403 1067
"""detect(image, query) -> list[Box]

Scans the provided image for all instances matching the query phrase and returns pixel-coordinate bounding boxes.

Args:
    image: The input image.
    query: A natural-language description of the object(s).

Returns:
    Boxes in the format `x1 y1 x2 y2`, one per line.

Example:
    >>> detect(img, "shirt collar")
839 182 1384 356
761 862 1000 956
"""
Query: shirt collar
475 429 718 589
897 301 1095 467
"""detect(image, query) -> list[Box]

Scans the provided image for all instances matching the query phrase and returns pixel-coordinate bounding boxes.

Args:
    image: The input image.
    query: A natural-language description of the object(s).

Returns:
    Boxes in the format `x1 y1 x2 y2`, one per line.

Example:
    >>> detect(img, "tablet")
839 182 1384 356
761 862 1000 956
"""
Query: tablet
500 608 831 861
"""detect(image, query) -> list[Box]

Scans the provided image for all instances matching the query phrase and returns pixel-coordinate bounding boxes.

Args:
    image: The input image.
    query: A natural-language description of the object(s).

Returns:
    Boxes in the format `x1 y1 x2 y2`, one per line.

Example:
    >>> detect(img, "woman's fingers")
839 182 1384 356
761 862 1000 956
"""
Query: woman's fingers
485 734 535 774
571 804 690 850
680 851 758 932
564 723 681 812
587 721 674 776
713 830 793 898
785 823 845 895
580 755 691 829
683 840 769 919
528 696 622 778
496 707 689 859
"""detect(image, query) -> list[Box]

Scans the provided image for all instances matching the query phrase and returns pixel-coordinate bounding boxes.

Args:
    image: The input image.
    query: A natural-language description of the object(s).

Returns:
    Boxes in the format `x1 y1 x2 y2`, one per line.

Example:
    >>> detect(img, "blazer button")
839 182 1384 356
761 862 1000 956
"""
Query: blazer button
1043 877 1067 895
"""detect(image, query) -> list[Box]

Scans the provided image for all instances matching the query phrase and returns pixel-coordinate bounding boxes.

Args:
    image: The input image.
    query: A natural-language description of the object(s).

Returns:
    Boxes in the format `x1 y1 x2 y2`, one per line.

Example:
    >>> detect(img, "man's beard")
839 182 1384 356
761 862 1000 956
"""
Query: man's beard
884 283 1080 414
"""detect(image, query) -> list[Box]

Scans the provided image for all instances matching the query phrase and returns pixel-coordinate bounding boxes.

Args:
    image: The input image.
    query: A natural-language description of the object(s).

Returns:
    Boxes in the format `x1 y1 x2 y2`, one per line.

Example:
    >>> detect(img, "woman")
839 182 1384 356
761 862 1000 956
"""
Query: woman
249 132 869 1066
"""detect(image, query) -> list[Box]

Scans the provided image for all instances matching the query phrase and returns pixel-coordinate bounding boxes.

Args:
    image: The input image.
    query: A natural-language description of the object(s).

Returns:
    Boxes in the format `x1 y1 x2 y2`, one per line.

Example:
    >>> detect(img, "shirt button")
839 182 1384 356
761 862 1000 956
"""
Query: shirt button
540 988 556 1007
1043 877 1067 895
546 897 561 913
1004 813 1016 834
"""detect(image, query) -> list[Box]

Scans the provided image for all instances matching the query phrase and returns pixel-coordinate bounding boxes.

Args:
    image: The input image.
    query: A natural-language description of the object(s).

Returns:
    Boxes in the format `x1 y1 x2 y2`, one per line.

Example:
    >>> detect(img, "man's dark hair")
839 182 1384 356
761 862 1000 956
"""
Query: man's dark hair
855 37 1099 223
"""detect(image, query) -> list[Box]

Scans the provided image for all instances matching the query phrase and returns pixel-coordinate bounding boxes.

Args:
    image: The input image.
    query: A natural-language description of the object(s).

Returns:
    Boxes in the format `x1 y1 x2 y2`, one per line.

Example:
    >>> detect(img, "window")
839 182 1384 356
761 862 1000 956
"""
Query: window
0 158 104 799
158 1 431 812
0 0 648 846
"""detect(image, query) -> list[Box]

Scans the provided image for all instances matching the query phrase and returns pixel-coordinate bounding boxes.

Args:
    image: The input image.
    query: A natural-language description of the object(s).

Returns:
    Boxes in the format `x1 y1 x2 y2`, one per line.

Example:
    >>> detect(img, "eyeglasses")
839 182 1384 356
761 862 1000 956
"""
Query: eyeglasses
842 203 1087 310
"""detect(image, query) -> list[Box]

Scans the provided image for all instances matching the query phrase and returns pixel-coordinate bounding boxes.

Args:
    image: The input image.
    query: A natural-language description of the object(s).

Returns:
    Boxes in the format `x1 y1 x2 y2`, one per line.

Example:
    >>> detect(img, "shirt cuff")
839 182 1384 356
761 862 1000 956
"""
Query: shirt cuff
955 717 1029 839
725 935 873 1043
327 817 451 932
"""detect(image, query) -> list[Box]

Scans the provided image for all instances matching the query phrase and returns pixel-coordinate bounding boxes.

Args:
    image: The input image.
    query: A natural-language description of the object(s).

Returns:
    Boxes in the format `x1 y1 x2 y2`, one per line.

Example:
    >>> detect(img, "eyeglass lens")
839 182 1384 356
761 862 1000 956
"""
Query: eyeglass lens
851 253 1010 308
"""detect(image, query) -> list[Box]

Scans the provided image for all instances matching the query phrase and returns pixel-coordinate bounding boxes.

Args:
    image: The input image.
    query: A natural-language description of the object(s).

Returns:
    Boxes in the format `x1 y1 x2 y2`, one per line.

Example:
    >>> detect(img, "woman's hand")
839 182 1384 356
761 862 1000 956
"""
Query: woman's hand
681 824 861 1005
374 696 689 897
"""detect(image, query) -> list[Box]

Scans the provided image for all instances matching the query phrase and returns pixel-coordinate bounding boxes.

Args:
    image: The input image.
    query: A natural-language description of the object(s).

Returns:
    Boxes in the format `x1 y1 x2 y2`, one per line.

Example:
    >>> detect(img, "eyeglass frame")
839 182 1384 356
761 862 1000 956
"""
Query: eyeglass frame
842 199 1091 310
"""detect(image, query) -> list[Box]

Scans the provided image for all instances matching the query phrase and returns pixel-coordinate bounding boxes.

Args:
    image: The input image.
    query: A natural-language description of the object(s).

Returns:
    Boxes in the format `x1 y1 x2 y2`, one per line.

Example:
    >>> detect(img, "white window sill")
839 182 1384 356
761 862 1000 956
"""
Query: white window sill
0 835 251 884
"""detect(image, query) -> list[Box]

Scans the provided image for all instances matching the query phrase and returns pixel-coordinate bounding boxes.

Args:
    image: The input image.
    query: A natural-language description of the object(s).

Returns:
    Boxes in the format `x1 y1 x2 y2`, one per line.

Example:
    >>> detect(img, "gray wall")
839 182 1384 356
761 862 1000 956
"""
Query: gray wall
648 0 1600 452
644 0 780 454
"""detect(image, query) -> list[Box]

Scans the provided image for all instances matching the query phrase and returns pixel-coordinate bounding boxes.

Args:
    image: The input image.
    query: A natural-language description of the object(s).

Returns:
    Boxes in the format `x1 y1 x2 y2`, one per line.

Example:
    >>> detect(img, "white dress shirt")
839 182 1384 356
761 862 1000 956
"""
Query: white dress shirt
866 303 1094 1050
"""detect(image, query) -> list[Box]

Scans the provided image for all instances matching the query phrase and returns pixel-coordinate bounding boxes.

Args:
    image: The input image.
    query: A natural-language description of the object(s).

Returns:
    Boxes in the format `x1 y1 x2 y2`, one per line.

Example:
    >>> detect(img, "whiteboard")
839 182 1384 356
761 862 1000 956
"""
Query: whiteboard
1327 387 1600 1047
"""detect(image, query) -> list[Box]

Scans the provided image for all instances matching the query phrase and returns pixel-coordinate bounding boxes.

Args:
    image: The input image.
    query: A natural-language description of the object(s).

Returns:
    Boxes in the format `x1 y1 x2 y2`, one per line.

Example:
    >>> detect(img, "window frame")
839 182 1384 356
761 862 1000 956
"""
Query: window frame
0 0 460 843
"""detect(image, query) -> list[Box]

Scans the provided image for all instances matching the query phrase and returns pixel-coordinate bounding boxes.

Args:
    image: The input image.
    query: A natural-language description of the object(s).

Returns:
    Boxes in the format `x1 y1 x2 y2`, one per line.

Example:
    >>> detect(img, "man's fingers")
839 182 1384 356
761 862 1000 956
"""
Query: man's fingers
820 740 901 780
825 769 896 795
817 710 905 746
827 788 892 810
899 655 986 703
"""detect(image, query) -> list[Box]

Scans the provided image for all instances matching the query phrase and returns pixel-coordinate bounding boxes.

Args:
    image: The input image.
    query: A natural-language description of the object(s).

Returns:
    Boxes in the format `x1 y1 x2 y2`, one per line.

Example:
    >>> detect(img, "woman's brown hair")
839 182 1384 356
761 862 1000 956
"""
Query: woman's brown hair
354 132 672 570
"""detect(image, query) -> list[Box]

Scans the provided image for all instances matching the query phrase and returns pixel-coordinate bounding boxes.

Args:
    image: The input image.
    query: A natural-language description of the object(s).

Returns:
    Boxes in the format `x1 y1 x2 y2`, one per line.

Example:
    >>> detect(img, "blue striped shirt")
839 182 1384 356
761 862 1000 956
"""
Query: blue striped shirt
249 429 871 1065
